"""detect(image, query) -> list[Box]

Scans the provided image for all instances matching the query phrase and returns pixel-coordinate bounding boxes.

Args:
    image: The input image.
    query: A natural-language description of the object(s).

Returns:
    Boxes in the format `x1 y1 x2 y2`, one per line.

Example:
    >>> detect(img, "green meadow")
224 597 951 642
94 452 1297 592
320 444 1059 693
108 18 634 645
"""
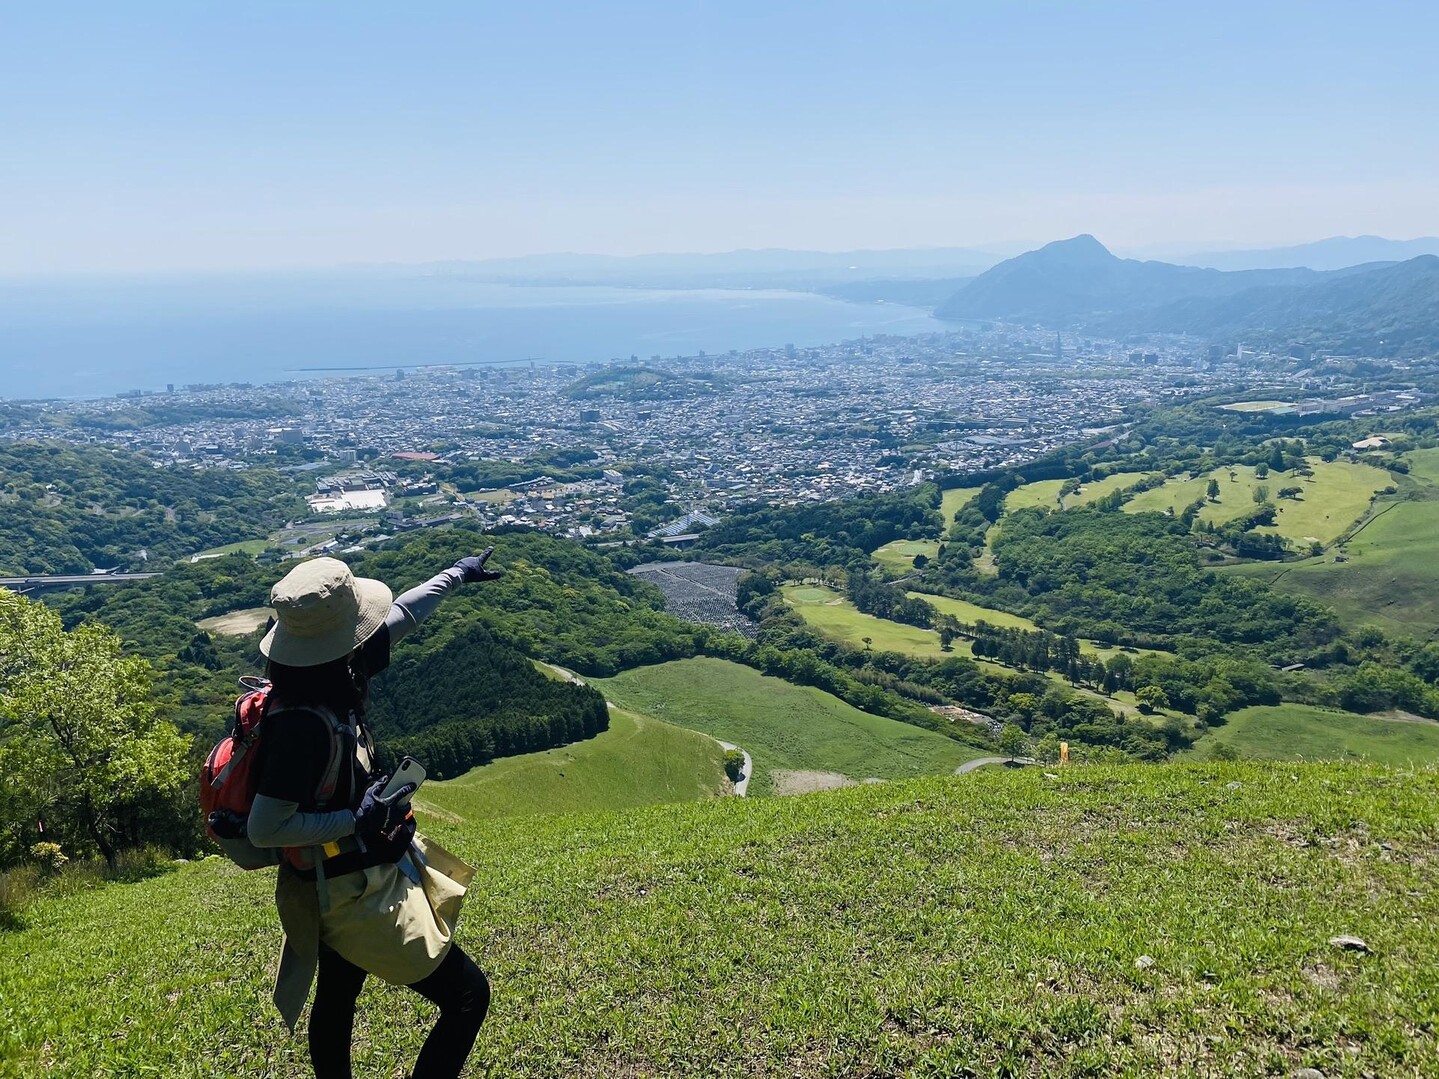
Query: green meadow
871 537 939 572
420 709 730 822
1224 449 1439 636
592 657 983 794
4 763 1437 1077
1191 703 1439 764
783 583 950 657
1005 470 1151 513
940 485 983 522
1124 458 1390 545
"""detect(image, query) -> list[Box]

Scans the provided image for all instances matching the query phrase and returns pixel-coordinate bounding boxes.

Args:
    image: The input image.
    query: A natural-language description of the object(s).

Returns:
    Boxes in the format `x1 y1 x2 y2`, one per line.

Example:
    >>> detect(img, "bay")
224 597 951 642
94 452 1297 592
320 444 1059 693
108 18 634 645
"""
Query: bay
0 276 948 401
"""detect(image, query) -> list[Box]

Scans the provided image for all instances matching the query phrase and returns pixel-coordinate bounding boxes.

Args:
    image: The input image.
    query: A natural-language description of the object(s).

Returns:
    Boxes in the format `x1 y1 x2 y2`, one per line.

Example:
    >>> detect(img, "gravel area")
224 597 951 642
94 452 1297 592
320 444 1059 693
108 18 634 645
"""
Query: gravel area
629 561 759 638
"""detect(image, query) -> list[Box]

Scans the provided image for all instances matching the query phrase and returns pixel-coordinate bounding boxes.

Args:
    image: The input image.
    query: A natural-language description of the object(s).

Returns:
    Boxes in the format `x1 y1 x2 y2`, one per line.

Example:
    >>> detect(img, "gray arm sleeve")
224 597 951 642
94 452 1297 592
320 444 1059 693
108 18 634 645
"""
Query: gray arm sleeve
384 567 465 645
247 793 356 848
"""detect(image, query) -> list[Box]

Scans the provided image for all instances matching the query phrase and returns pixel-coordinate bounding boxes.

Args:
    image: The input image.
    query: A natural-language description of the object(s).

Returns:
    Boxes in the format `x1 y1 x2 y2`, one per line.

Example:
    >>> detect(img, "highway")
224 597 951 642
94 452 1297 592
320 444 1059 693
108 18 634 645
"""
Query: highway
0 573 161 591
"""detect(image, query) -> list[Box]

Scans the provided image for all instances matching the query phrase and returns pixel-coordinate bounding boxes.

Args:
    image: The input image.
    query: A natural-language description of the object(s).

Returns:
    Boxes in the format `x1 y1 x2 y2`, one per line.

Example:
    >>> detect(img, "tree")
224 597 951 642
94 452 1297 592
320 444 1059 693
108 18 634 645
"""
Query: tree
1134 685 1169 714
1252 485 1269 504
1206 478 1221 501
998 723 1029 756
0 590 189 870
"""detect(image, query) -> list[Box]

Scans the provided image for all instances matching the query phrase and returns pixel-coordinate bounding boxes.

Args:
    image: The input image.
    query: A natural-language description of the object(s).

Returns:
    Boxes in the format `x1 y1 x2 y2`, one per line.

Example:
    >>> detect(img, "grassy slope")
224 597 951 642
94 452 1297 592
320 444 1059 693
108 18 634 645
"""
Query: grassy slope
872 537 939 572
1124 459 1389 545
419 709 730 822
1006 471 1151 513
1224 449 1439 636
591 657 983 793
783 583 951 657
940 485 982 522
4 763 1437 1077
1192 703 1439 764
870 487 982 571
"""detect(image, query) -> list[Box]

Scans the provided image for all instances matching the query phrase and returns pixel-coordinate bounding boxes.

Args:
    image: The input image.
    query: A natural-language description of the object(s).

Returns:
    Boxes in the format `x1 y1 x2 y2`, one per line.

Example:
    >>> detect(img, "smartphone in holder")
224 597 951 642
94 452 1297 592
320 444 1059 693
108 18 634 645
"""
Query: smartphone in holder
380 756 426 801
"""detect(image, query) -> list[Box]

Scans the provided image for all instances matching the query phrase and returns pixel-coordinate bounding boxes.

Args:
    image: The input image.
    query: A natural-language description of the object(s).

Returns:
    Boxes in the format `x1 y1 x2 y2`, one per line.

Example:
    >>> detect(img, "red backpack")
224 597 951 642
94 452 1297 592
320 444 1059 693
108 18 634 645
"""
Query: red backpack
200 677 357 870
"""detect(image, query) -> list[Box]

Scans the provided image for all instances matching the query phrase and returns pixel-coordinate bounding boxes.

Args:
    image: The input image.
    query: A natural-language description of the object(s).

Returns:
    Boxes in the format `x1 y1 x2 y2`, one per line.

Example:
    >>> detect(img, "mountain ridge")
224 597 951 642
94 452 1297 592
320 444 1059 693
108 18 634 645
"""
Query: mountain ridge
935 235 1439 353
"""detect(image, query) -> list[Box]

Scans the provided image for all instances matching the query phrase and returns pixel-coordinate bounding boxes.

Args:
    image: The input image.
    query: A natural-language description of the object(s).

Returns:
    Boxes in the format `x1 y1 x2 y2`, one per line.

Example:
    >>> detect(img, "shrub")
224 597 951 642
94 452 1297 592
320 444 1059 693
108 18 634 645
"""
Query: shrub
723 749 746 783
30 842 68 875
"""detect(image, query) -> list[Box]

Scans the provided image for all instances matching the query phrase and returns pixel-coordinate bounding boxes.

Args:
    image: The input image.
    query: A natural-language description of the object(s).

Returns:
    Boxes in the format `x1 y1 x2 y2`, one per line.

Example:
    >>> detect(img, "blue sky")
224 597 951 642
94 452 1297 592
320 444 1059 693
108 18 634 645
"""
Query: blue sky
2 1 1436 273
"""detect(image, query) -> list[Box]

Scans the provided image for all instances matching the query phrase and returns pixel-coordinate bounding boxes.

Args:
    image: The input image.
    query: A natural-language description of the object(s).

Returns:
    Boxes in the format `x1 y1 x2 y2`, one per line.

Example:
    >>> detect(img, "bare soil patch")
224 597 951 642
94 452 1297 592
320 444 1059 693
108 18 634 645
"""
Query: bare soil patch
770 770 855 796
196 607 273 636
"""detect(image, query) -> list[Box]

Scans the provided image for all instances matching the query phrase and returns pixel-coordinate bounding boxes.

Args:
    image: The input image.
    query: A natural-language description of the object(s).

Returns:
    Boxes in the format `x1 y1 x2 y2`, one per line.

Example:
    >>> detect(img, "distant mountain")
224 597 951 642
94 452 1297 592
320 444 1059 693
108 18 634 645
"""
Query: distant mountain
1178 235 1439 272
1153 255 1439 354
934 235 1320 324
935 236 1439 355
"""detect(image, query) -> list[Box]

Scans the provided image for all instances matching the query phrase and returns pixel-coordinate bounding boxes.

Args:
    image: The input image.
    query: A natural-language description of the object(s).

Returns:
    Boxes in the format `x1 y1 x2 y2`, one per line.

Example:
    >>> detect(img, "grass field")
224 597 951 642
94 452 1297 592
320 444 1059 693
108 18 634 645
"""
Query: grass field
1191 703 1439 764
783 583 950 657
1219 400 1293 412
591 657 984 794
871 538 939 572
1124 458 1390 545
4 762 1438 1077
1005 471 1151 514
194 606 272 636
912 591 1039 631
420 709 729 821
182 538 269 562
940 485 982 523
787 585 1169 676
1223 449 1439 636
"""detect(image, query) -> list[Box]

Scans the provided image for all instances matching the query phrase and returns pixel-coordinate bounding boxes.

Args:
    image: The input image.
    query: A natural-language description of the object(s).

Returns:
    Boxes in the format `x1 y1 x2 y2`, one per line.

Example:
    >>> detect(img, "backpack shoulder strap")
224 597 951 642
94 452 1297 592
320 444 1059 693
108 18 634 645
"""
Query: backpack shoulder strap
266 702 356 809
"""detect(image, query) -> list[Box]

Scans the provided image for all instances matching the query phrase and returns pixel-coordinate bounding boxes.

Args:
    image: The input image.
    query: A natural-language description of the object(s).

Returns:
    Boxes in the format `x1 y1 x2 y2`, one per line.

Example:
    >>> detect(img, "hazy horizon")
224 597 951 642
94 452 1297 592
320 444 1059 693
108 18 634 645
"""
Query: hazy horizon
4 2 1438 276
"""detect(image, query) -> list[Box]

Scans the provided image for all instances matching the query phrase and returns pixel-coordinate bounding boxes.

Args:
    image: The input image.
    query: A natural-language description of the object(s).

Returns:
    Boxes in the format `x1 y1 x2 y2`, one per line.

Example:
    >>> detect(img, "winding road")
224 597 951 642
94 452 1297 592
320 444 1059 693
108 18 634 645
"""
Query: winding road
955 756 1034 774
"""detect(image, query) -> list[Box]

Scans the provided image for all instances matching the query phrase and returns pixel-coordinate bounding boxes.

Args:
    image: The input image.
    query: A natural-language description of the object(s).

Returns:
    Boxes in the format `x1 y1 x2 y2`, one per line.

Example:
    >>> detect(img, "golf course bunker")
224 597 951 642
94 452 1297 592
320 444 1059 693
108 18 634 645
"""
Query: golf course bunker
771 770 855 795
196 607 273 636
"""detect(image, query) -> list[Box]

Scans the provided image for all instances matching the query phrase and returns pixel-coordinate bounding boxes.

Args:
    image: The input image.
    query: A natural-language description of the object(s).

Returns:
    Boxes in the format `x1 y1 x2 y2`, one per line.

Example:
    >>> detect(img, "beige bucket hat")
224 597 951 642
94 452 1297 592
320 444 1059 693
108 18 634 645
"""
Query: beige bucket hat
259 557 393 667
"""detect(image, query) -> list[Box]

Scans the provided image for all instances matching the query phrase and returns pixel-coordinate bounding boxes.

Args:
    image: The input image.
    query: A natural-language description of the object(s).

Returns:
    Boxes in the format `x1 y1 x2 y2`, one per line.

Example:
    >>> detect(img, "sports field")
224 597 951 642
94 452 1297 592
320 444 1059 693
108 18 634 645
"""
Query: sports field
592 657 985 794
1219 400 1292 412
421 709 729 821
1190 703 1439 764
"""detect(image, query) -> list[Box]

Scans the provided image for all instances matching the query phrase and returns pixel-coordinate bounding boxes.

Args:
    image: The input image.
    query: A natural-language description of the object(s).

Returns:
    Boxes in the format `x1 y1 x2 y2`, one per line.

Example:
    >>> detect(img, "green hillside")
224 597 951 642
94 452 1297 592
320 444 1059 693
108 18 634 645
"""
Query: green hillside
1224 448 1439 635
1124 458 1389 545
871 537 938 572
1192 703 1439 764
591 657 984 793
4 763 1437 1076
1005 470 1150 513
419 708 730 821
783 582 950 657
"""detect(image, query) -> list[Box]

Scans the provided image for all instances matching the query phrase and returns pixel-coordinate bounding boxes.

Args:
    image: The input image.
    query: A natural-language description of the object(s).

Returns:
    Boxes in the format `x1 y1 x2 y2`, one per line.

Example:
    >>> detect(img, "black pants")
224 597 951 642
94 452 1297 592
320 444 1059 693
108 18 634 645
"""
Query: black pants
310 941 490 1079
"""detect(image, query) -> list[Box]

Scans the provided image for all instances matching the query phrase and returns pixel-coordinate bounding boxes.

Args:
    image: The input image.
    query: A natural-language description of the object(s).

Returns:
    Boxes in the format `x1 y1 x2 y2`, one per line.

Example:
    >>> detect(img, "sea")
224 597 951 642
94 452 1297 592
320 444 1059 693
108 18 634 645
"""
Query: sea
0 275 950 401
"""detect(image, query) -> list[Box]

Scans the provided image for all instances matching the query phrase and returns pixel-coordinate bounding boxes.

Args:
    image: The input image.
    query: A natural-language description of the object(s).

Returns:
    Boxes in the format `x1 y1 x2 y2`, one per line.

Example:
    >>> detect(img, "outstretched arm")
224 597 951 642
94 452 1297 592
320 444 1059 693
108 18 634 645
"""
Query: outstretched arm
384 547 502 645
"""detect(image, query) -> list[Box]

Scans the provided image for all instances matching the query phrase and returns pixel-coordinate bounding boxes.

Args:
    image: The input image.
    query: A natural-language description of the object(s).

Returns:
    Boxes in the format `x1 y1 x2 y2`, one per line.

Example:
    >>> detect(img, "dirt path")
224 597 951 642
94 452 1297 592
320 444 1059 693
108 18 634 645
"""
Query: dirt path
955 756 1031 774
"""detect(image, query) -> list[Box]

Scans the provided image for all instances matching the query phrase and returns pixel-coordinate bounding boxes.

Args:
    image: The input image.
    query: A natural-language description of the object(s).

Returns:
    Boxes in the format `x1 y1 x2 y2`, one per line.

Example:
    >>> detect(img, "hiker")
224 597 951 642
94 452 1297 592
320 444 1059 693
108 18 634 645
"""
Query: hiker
245 551 502 1079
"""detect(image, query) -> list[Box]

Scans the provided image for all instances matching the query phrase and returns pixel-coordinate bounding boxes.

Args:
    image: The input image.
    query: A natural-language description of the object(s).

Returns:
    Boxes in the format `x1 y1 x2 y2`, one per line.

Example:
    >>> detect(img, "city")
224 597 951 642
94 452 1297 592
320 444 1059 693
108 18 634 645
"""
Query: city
1 323 1370 556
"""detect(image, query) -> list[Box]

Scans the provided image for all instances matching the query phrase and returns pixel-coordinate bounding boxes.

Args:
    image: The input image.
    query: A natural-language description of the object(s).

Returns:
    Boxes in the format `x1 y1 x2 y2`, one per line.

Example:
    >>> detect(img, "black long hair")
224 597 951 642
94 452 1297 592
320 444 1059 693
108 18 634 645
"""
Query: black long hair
265 653 369 714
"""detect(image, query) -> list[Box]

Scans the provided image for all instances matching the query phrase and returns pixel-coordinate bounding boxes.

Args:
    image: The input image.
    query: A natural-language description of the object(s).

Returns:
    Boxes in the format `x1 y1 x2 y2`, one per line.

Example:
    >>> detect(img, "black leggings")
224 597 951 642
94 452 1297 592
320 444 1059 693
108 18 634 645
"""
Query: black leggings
309 941 490 1079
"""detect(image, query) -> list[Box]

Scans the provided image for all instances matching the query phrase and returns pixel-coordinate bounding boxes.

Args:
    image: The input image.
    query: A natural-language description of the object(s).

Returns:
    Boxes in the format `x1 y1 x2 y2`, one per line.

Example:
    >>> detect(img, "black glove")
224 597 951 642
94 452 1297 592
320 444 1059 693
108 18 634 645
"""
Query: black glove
355 777 416 841
207 809 248 840
454 547 502 583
